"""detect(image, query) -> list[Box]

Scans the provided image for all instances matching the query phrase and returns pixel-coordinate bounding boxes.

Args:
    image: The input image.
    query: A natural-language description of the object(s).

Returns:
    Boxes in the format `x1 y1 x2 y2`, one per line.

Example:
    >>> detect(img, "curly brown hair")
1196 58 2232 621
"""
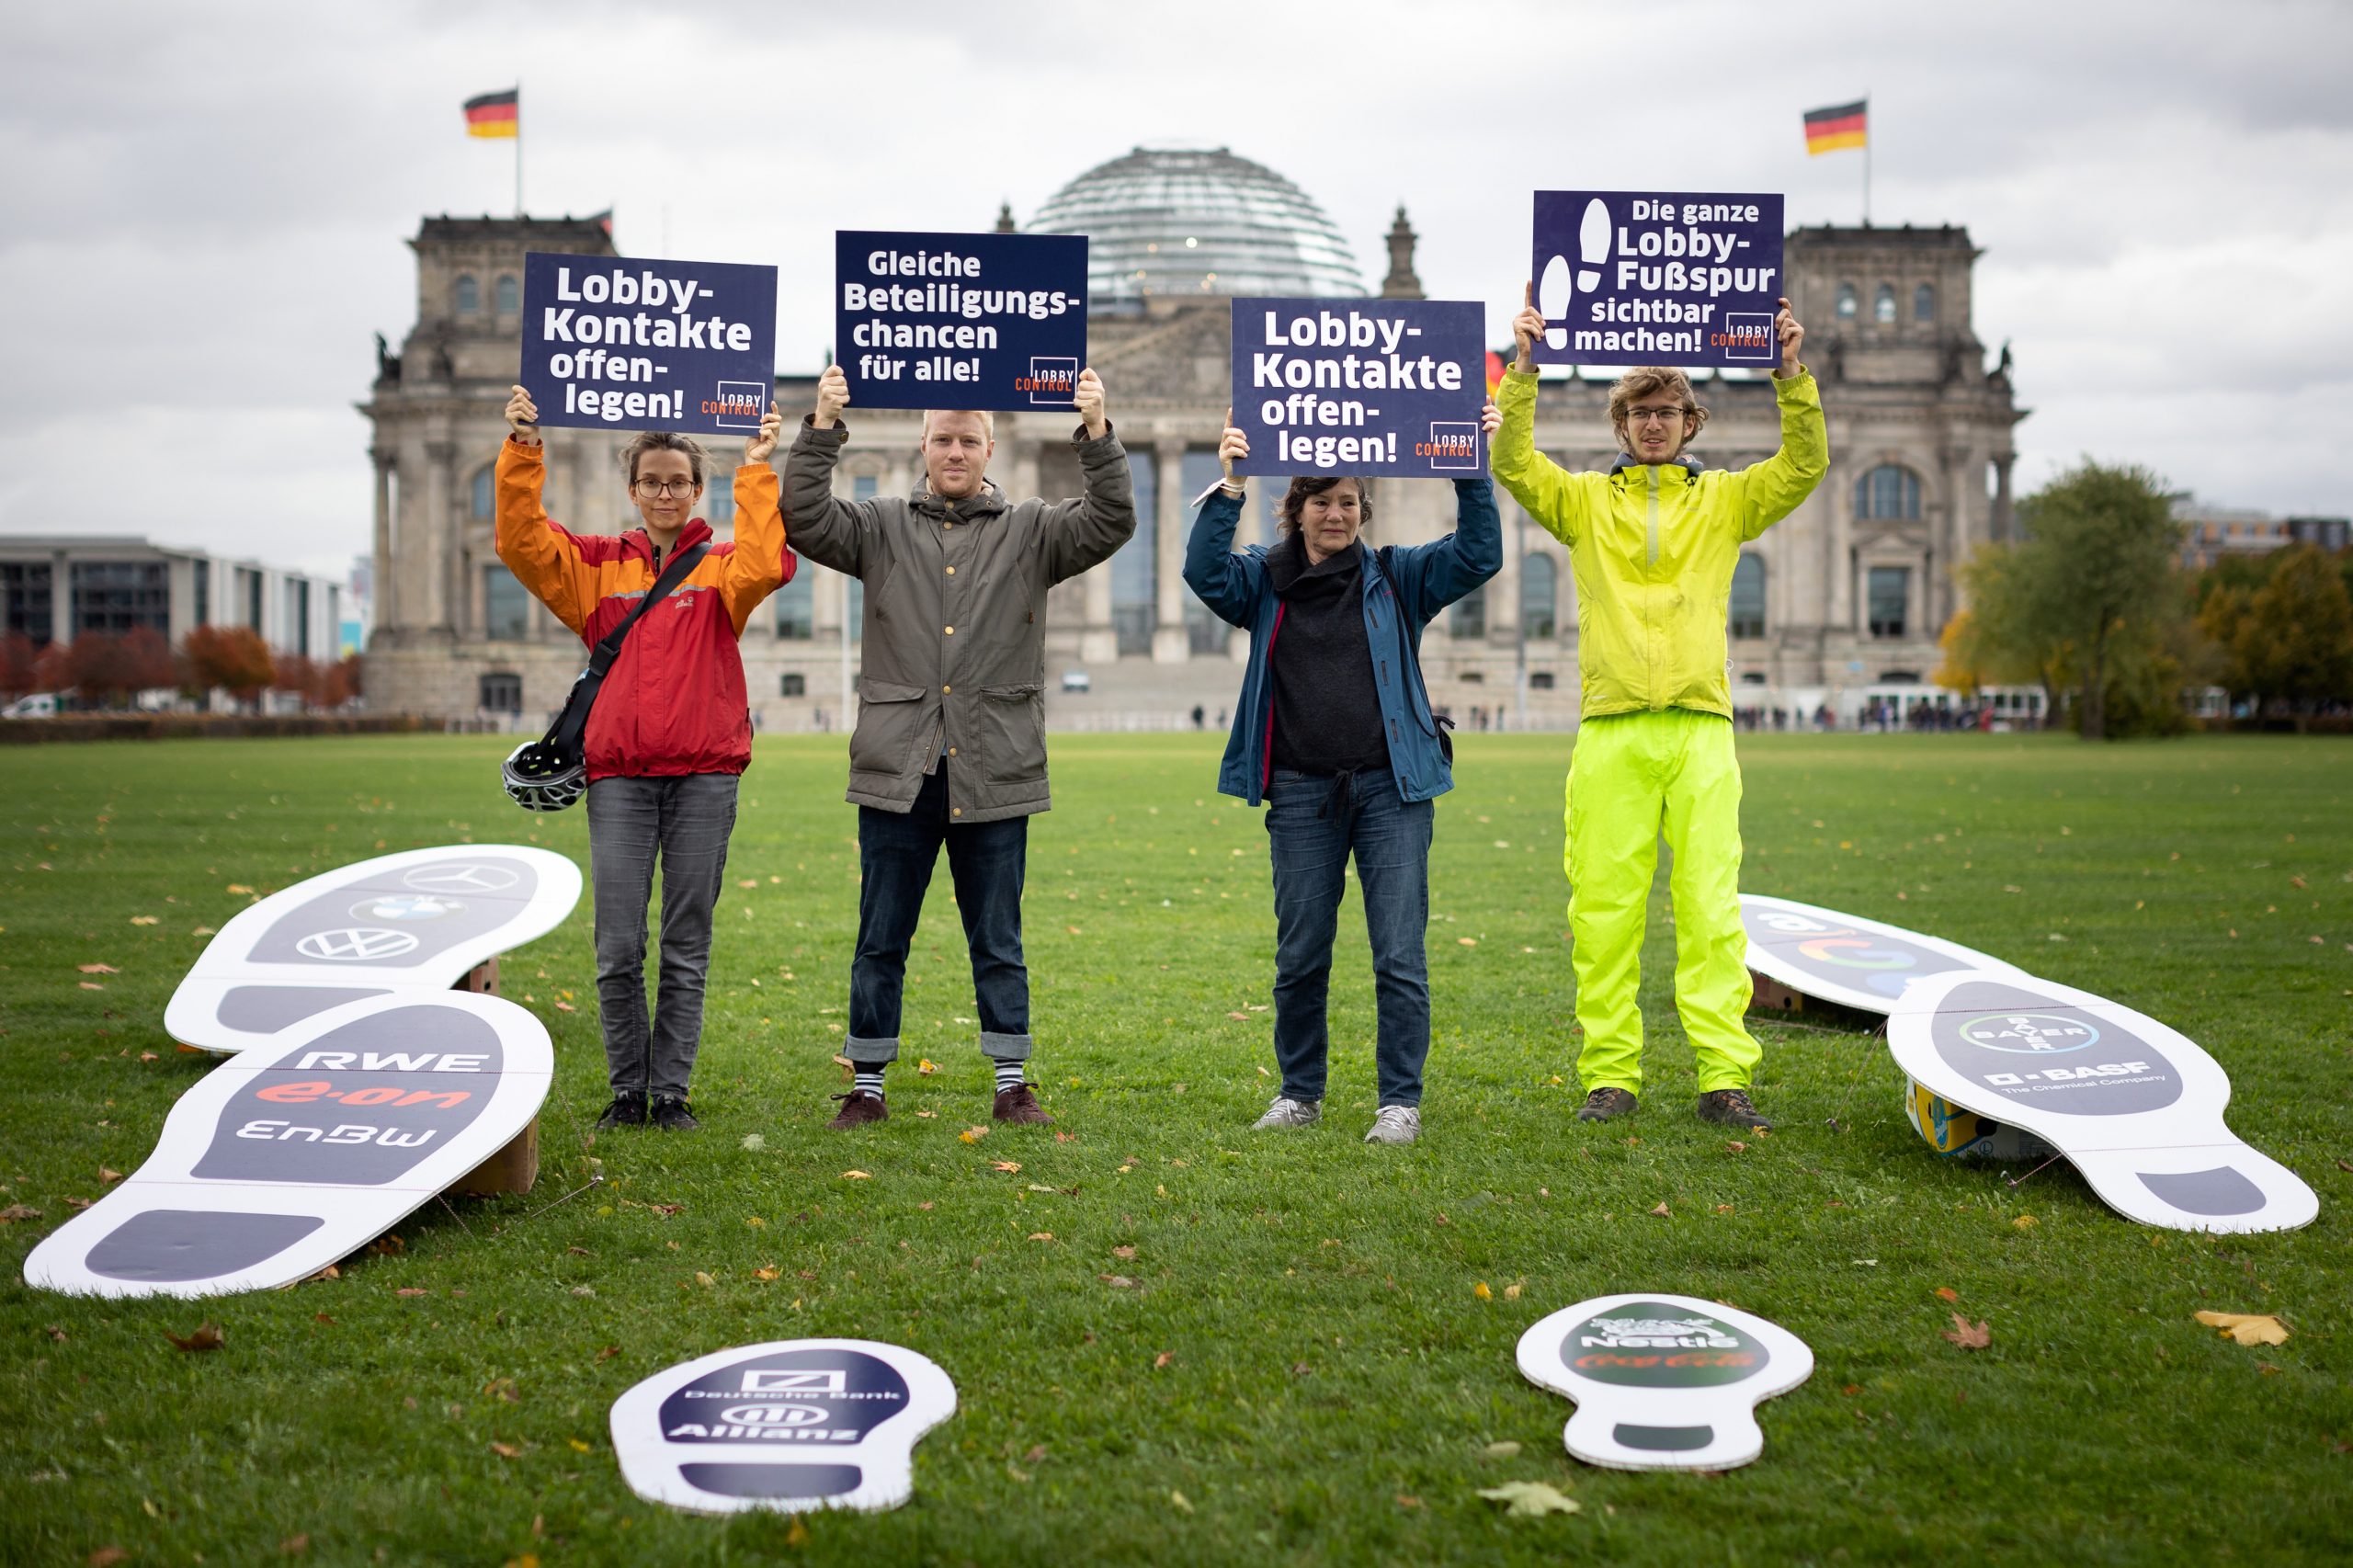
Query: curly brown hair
1276 476 1375 536
1607 368 1710 454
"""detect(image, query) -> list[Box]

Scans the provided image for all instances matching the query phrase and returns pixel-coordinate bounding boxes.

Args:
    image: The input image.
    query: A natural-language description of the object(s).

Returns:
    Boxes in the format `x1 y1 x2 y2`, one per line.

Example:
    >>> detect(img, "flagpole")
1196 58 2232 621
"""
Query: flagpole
514 80 524 218
1861 92 1871 226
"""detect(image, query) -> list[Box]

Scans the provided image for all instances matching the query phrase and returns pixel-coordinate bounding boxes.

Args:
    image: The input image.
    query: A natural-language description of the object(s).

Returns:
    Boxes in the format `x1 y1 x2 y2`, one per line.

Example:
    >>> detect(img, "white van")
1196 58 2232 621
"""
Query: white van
1 692 61 720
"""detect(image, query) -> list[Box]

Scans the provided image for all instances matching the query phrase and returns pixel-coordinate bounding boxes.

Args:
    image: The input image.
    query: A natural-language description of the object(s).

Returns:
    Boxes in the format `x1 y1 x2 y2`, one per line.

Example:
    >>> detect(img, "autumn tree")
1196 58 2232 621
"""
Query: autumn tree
2200 543 2353 726
182 625 275 708
0 632 37 698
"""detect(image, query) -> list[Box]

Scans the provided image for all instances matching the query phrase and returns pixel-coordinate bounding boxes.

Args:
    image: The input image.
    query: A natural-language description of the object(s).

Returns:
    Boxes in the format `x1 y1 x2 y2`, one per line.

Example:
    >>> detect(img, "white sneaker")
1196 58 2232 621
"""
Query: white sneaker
1252 1096 1322 1130
1363 1105 1421 1144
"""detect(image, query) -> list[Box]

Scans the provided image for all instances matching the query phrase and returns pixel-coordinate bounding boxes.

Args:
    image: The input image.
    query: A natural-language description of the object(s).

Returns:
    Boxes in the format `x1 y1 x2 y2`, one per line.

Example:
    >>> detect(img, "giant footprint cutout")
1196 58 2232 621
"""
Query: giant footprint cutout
1517 1294 1813 1471
1742 893 2031 1014
165 845 582 1054
611 1340 957 1514
1888 971 2317 1233
25 992 552 1298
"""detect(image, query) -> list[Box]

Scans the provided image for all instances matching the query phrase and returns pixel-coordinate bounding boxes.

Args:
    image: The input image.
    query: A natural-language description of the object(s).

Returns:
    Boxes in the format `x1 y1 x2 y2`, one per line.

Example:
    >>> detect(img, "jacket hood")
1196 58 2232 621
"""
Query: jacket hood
1608 452 1710 477
623 517 716 557
911 474 1007 519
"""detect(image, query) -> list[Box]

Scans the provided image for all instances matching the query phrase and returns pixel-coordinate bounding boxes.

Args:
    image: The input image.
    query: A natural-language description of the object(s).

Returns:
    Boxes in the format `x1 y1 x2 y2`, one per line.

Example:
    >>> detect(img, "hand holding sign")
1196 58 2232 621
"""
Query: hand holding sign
1074 368 1108 439
1218 406 1248 483
813 364 850 431
745 404 785 466
505 384 540 445
1512 281 1547 374
1483 400 1502 438
1774 296 1805 379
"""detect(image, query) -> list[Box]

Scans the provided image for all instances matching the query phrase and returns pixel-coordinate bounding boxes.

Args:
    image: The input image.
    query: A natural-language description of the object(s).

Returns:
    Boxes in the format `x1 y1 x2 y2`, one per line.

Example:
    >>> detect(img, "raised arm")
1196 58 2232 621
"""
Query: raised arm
1181 409 1263 627
718 403 792 632
493 384 597 636
1729 297 1828 540
1490 283 1586 546
779 366 875 577
1038 369 1139 585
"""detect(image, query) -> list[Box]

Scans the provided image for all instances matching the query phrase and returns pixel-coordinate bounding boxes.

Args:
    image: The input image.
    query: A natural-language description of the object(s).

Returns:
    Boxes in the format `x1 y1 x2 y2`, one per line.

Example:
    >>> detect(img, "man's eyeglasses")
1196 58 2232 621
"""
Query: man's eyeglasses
631 478 700 497
1626 405 1694 426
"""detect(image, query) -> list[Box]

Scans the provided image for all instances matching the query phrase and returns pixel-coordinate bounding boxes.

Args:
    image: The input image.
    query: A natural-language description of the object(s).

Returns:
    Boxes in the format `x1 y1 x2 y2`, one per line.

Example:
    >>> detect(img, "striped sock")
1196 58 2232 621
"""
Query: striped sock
854 1067 885 1099
990 1057 1026 1094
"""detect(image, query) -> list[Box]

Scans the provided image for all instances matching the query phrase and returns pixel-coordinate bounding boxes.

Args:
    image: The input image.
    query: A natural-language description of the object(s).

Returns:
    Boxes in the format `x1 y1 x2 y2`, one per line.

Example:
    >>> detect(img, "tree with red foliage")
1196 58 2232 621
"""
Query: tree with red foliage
0 632 37 698
182 625 275 707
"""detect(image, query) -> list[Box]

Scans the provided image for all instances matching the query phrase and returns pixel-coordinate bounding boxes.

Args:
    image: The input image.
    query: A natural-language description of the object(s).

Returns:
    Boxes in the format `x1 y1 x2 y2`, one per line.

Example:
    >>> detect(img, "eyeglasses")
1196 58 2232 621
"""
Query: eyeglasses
631 477 700 497
1626 405 1694 426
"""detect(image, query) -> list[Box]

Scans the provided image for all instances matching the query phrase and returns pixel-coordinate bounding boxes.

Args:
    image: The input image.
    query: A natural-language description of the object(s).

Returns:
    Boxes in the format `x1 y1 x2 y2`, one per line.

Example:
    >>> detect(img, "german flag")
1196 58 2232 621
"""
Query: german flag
1804 99 1866 155
464 88 518 139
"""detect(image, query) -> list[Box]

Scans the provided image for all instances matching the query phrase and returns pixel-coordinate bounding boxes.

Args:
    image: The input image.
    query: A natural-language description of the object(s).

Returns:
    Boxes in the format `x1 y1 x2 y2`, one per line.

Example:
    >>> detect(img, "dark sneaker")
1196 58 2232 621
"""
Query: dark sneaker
595 1091 648 1130
1696 1088 1773 1131
649 1096 700 1131
1576 1086 1639 1122
991 1083 1054 1125
826 1090 889 1130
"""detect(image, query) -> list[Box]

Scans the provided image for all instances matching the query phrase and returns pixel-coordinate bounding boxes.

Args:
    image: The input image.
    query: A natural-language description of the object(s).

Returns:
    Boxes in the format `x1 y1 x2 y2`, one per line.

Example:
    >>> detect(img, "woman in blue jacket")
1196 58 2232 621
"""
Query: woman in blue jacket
1184 405 1502 1145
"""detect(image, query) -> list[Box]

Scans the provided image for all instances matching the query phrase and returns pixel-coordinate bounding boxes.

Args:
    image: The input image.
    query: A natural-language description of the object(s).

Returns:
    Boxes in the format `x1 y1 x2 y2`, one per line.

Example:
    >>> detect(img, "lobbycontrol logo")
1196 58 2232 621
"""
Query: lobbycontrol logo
706 381 767 431
1420 421 1479 472
296 927 420 962
1019 357 1076 405
1718 311 1775 361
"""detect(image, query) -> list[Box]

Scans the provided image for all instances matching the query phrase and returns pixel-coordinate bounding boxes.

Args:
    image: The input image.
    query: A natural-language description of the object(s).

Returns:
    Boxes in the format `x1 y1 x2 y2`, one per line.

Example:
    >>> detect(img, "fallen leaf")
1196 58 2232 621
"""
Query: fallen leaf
1458 937 1478 947
1112 1244 1136 1259
1025 1444 1049 1463
1154 1351 1175 1369
597 1346 622 1361
1396 1494 1422 1509
88 1550 130 1567
918 1058 938 1074
313 1313 336 1324
1724 1141 1748 1153
991 1160 1023 1174
1650 1202 1671 1218
1473 1281 1493 1301
1941 1313 1991 1350
1099 1274 1136 1289
1478 1481 1581 1517
78 982 104 991
279 1534 310 1555
76 963 119 974
694 1272 715 1288
841 1170 871 1181
566 1245 592 1256
1483 1441 1522 1459
1227 1011 1250 1021
131 915 158 926
99 1169 122 1184
165 1323 225 1352
552 1001 575 1013
490 1441 521 1459
1292 1361 1312 1377
2012 1215 2038 1230
1936 1288 1959 1303
1169 1491 1193 1513
1504 1283 1524 1301
227 883 253 893
395 1288 428 1298
569 1437 592 1453
2195 1311 2290 1346
45 1324 67 1342
139 1051 157 1062
960 1126 989 1143
1028 1232 1055 1243
0 1204 42 1222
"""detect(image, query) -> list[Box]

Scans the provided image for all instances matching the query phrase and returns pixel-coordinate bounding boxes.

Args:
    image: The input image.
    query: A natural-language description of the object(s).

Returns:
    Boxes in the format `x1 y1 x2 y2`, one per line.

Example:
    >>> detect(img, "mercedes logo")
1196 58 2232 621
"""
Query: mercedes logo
403 862 522 894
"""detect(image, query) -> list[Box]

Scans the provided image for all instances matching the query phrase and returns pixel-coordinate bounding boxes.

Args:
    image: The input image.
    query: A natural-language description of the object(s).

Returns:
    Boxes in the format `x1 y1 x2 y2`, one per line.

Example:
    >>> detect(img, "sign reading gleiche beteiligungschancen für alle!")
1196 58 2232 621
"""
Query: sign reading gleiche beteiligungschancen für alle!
834 231 1087 412
1529 192 1784 369
1229 298 1485 479
520 253 778 437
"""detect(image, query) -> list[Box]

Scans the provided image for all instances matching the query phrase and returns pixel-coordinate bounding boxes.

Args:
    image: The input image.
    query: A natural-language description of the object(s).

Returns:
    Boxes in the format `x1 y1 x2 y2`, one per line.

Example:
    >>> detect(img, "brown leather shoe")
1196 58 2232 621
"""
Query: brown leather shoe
826 1090 888 1130
991 1082 1054 1125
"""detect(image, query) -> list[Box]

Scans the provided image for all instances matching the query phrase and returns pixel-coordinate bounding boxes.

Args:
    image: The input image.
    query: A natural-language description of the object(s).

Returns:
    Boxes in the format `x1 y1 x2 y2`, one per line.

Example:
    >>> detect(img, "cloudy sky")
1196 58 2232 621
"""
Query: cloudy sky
4 0 2347 580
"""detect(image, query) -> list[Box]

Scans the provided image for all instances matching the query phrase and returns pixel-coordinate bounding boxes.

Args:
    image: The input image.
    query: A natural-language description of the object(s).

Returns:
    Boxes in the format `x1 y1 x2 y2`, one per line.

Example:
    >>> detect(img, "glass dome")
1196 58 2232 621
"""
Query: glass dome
1027 146 1365 306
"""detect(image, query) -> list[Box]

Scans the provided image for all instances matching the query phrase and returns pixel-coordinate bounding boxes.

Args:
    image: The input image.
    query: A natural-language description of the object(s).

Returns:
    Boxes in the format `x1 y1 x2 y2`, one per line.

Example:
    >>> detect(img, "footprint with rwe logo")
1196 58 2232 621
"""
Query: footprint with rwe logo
1538 198 1612 350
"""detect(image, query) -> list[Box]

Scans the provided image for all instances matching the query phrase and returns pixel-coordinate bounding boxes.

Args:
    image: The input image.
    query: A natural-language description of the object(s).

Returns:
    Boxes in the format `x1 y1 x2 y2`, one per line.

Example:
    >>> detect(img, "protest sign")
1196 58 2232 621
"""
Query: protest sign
24 992 552 1298
1529 192 1784 369
1230 298 1485 479
835 231 1087 412
165 846 582 1055
612 1340 957 1514
1517 1293 1813 1471
1888 971 2319 1233
521 253 777 437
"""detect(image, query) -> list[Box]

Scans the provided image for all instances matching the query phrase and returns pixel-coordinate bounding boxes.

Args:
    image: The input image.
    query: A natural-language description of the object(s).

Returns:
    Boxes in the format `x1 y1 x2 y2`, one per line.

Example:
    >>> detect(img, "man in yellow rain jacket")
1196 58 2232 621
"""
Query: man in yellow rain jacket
1491 290 1824 1129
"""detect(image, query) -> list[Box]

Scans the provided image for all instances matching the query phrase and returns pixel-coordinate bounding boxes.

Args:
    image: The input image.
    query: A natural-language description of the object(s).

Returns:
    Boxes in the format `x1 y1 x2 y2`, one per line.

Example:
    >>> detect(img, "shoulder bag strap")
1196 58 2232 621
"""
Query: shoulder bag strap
542 540 710 755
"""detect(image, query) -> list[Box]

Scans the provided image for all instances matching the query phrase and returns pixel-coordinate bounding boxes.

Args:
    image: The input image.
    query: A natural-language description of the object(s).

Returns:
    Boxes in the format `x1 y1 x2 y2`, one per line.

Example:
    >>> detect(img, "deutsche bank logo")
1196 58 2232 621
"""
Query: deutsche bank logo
295 927 421 962
1426 421 1478 472
710 381 767 431
1721 312 1774 362
1024 357 1077 406
741 1369 847 1394
404 863 521 894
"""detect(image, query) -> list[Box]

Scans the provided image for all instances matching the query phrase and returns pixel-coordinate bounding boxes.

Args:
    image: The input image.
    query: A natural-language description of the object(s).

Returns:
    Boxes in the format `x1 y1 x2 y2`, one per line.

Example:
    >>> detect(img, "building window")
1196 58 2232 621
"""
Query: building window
1836 282 1858 319
70 561 170 638
1520 553 1557 640
1729 551 1766 639
240 568 264 630
1111 448 1157 655
455 274 480 315
4 562 54 643
479 672 522 712
704 472 734 525
1182 449 1232 653
286 580 311 653
1868 566 1910 638
781 672 806 697
484 565 531 640
472 464 494 519
1459 669 1484 684
192 562 209 629
1449 583 1487 641
1914 283 1936 322
495 275 519 314
1854 464 1923 520
773 572 813 639
1529 670 1556 690
1873 284 1896 324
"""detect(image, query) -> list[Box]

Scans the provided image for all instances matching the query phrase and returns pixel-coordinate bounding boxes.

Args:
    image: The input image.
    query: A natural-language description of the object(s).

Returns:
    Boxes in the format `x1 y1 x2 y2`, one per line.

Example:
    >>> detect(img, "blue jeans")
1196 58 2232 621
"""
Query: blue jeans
847 767 1031 1064
1265 766 1434 1108
585 772 739 1100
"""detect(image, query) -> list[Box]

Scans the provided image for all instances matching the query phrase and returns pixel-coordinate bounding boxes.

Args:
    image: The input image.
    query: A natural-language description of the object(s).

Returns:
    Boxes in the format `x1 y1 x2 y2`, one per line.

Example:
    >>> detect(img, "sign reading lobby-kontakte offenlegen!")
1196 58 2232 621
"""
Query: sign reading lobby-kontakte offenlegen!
521 253 779 437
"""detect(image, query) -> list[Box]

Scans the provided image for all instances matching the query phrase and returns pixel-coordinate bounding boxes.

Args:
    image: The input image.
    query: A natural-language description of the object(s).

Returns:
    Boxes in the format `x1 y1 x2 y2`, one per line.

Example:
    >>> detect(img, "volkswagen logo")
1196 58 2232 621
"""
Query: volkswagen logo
403 862 522 894
294 927 421 961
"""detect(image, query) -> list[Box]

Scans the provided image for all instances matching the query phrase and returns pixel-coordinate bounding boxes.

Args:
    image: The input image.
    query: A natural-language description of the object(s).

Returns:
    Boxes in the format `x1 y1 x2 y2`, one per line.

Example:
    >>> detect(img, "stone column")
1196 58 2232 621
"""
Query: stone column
424 437 457 639
1153 437 1188 662
369 447 396 641
50 549 72 647
1993 452 2016 542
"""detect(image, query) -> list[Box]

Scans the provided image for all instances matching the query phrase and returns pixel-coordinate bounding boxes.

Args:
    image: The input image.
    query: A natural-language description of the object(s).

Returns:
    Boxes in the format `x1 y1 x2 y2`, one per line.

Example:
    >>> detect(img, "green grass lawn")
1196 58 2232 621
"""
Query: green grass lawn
2 732 2348 1566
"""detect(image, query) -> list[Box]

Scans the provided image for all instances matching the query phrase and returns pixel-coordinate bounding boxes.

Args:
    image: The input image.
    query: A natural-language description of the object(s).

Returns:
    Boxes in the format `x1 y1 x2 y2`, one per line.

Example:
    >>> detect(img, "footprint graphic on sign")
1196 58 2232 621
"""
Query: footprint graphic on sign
1539 199 1613 351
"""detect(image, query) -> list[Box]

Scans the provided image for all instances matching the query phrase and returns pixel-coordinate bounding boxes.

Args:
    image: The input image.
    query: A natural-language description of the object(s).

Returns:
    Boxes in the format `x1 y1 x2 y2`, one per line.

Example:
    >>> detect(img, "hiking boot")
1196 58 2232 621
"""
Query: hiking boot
991 1082 1054 1125
1363 1105 1421 1145
1576 1086 1639 1122
826 1090 888 1130
595 1091 648 1131
1696 1088 1773 1131
1252 1096 1322 1131
649 1096 700 1131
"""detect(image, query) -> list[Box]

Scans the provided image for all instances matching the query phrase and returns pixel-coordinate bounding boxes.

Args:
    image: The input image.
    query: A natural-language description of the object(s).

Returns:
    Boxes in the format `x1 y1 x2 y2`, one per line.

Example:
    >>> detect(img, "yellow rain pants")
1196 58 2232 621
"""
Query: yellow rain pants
1564 708 1758 1096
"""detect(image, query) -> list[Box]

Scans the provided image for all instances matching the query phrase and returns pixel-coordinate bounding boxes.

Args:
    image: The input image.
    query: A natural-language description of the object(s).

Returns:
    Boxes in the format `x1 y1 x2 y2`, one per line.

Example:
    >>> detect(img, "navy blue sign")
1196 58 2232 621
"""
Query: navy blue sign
521 253 777 437
835 231 1087 412
1230 298 1484 479
1529 192 1784 369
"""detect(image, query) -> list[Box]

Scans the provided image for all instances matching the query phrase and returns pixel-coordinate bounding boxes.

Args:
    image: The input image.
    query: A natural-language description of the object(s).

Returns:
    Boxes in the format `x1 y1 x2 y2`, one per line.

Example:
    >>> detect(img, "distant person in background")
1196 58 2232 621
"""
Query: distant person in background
1492 286 1824 1132
497 386 791 1132
1186 403 1502 1146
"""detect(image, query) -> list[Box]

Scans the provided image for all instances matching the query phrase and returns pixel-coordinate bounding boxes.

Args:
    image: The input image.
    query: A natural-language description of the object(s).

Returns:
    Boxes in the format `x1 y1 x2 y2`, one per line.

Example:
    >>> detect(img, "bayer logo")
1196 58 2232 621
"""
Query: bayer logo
1959 1012 2098 1054
294 927 421 962
350 893 464 922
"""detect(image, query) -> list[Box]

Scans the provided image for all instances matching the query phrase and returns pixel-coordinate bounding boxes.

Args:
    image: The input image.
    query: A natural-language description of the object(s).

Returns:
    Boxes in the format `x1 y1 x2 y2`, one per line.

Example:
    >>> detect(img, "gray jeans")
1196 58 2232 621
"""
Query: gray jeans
585 772 739 1100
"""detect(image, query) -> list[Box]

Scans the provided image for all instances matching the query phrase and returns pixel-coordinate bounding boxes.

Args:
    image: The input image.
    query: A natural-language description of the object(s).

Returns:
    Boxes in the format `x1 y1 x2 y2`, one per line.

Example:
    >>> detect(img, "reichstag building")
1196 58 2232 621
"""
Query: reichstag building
360 146 2023 729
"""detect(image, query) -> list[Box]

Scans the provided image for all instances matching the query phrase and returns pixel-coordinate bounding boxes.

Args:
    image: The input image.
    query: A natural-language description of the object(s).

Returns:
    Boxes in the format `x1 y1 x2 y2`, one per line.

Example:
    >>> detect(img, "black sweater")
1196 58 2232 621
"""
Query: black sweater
1267 533 1389 775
